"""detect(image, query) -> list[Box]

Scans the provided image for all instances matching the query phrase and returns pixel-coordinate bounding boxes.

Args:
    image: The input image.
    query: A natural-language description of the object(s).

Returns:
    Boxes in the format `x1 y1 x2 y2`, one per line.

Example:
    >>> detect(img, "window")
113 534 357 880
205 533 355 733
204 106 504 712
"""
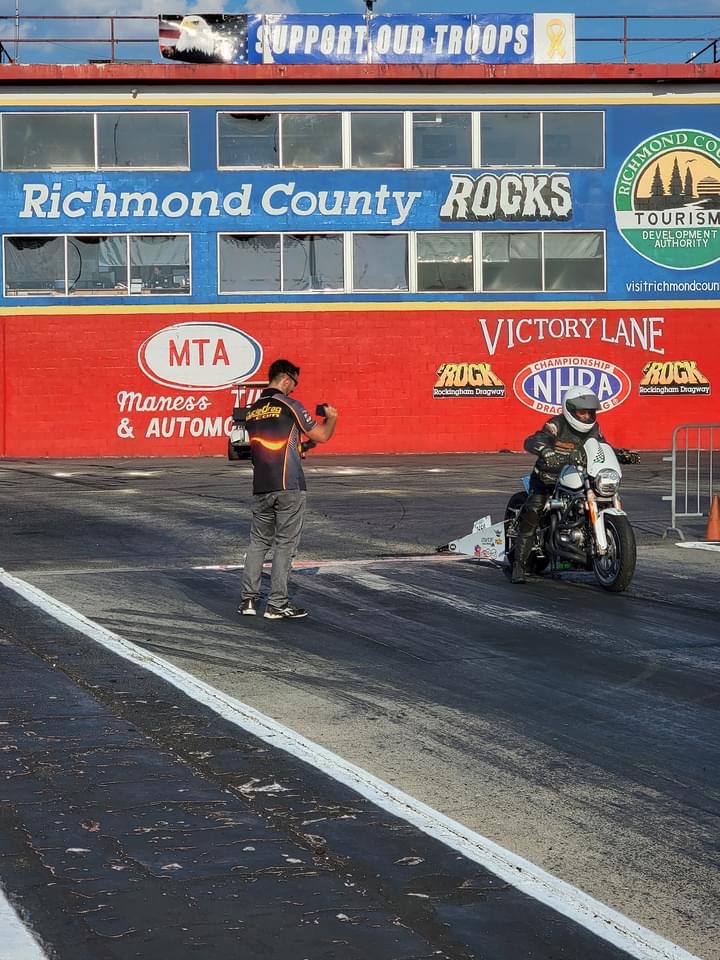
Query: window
480 112 540 167
544 231 605 291
478 111 604 168
130 236 190 294
213 109 605 171
97 113 188 168
353 234 408 291
220 232 409 294
416 233 473 291
282 113 342 168
1 112 189 171
215 229 603 297
351 113 404 168
482 232 542 291
67 236 127 294
4 236 66 294
218 113 279 168
4 234 190 296
412 113 472 168
217 112 342 169
218 234 344 293
2 114 94 170
543 112 603 168
283 234 344 291
219 235 281 292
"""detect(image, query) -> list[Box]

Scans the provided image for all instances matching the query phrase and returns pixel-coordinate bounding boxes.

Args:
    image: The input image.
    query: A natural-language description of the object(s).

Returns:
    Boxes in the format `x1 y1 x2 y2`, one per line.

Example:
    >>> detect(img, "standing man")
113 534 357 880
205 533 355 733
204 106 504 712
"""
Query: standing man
239 359 337 619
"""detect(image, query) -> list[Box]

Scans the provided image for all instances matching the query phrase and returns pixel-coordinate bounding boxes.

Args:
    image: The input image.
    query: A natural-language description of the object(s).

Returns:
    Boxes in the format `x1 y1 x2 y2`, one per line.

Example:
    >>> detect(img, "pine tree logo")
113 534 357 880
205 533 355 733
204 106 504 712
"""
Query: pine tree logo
614 129 720 269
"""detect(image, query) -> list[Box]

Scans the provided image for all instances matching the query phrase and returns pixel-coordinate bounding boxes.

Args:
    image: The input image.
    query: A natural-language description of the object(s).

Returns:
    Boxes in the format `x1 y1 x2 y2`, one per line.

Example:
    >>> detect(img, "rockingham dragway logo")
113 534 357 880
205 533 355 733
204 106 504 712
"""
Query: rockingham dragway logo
639 359 711 395
615 129 720 269
433 362 506 398
138 321 263 391
513 357 631 414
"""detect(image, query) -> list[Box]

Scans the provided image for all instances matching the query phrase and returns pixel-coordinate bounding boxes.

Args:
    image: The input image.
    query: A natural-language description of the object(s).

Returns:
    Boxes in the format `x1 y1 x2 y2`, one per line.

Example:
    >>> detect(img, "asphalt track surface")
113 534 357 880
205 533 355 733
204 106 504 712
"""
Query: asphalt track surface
0 453 718 960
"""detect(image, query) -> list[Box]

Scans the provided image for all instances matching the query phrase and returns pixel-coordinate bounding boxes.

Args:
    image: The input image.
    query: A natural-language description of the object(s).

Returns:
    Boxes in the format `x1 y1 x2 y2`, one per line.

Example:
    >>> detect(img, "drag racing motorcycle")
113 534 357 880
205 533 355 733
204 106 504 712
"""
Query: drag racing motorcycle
505 437 637 592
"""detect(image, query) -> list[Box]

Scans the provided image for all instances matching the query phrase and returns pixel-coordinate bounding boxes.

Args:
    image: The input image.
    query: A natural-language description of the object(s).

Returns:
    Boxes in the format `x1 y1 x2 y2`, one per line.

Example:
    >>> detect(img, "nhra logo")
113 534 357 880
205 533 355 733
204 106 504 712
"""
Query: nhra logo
639 359 711 395
614 129 720 270
513 356 631 414
433 362 506 398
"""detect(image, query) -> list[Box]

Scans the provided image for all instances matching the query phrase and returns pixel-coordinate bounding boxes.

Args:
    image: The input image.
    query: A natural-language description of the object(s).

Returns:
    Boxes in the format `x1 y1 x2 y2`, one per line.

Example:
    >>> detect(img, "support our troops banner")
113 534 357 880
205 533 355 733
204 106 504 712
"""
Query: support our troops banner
159 13 575 66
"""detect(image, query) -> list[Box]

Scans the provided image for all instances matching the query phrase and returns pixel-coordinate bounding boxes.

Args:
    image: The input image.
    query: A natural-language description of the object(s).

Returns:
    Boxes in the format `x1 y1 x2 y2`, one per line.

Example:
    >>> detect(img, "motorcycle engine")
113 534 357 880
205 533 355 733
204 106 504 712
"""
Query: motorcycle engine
558 527 585 546
555 498 587 548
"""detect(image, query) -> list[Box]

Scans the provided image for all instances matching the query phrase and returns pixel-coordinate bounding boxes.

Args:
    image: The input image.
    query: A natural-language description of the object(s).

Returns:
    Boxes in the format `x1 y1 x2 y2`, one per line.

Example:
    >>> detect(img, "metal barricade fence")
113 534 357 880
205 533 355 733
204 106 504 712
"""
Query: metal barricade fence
663 423 719 539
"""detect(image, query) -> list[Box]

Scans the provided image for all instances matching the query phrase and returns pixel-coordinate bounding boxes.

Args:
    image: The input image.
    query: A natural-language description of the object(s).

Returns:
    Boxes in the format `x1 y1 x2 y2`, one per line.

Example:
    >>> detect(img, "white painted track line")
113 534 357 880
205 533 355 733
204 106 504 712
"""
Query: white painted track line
0 568 701 960
676 541 720 552
0 887 49 960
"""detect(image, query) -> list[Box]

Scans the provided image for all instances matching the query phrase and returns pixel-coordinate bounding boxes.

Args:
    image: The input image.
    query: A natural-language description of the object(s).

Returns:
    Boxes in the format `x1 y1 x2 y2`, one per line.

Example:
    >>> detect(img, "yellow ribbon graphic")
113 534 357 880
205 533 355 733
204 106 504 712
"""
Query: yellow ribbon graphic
545 18 566 60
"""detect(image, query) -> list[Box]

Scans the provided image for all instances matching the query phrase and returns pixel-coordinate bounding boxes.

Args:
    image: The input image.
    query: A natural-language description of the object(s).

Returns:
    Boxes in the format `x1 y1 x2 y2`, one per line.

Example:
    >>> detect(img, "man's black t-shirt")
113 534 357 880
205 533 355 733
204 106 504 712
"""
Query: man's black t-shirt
245 388 317 494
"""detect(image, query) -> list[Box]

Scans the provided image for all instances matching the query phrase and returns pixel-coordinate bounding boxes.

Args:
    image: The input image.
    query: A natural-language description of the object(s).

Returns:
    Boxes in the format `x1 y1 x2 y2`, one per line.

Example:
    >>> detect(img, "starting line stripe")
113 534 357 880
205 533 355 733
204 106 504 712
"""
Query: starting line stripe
192 554 465 571
0 568 701 960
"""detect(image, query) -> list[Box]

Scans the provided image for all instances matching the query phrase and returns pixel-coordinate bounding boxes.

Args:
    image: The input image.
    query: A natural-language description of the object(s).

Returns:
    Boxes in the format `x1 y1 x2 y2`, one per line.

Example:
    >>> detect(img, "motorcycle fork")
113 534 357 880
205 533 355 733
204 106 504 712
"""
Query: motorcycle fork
585 489 609 554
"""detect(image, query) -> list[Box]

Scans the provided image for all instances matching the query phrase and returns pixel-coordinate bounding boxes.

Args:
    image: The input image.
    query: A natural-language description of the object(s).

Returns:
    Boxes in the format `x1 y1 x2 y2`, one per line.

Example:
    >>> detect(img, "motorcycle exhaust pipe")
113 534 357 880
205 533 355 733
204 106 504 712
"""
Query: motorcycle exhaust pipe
550 525 588 565
554 543 589 564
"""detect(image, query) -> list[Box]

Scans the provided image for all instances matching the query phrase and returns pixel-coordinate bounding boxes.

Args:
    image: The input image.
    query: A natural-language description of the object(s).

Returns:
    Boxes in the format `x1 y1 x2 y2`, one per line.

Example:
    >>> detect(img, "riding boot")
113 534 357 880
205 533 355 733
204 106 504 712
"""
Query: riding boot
510 488 545 585
511 524 536 584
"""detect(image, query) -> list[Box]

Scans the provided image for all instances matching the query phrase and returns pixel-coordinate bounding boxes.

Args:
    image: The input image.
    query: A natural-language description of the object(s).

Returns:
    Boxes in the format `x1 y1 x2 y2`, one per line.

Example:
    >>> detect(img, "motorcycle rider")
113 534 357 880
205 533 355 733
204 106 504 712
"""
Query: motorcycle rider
510 386 637 584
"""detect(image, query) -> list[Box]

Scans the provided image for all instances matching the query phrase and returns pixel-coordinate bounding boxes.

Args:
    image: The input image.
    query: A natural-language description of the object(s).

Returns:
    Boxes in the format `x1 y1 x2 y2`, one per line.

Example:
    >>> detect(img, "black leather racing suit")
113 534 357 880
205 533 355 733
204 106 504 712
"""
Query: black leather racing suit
512 414 607 569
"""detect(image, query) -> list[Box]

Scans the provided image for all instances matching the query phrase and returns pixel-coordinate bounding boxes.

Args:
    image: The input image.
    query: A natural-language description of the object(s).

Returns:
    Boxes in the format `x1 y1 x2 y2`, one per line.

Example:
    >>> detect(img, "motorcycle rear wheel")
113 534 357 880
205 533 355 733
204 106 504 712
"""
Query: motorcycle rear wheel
593 514 637 592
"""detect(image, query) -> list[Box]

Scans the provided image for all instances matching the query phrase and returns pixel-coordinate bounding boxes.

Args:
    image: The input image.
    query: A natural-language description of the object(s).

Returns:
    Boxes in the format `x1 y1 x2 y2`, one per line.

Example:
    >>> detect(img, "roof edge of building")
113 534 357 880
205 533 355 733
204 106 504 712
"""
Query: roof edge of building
2 61 719 85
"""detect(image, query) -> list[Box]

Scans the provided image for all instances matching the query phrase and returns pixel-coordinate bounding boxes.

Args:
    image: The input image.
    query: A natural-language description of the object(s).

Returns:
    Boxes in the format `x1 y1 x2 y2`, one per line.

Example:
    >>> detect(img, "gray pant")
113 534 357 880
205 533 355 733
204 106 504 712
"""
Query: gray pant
241 490 307 608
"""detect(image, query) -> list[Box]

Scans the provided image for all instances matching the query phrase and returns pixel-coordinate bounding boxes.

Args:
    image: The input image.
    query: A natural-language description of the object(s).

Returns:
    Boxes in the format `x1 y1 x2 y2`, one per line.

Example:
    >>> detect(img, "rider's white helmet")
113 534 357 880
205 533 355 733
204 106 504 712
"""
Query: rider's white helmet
562 386 600 433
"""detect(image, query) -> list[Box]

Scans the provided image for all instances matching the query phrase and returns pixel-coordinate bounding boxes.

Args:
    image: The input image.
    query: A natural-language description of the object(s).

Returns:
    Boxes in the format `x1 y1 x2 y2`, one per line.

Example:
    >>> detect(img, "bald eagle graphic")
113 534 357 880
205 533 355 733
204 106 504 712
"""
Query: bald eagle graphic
159 14 243 64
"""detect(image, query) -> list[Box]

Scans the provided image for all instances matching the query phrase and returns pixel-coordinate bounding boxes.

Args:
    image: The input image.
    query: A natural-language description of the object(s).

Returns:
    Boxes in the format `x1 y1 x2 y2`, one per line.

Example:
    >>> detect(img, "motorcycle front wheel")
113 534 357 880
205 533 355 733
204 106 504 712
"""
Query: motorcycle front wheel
592 514 637 592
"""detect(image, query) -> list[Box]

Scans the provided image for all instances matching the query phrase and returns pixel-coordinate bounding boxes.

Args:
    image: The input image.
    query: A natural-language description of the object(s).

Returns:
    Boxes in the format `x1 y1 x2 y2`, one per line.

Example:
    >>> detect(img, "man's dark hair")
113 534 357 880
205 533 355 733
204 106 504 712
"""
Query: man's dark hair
268 358 300 383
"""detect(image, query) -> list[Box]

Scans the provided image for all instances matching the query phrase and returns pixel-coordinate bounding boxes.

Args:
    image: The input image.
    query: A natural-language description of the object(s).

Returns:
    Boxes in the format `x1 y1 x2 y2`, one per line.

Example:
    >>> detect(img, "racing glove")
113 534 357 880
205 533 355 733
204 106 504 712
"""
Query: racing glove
540 446 580 469
615 448 641 464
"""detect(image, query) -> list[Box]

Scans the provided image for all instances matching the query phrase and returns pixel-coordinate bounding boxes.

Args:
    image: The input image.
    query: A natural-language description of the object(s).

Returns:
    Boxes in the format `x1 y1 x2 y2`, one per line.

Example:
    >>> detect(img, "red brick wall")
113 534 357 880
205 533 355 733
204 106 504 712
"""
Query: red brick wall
0 304 717 456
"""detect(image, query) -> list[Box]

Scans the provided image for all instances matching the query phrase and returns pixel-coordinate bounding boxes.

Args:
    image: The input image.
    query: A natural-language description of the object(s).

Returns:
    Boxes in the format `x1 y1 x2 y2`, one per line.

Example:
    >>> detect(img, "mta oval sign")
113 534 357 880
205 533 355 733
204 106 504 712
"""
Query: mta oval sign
513 356 631 413
138 322 263 391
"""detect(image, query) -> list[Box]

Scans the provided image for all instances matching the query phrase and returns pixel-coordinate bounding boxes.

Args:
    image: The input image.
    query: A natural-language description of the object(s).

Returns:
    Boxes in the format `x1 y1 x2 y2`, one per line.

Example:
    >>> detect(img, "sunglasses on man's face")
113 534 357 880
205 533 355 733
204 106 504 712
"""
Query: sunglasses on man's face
286 372 298 387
